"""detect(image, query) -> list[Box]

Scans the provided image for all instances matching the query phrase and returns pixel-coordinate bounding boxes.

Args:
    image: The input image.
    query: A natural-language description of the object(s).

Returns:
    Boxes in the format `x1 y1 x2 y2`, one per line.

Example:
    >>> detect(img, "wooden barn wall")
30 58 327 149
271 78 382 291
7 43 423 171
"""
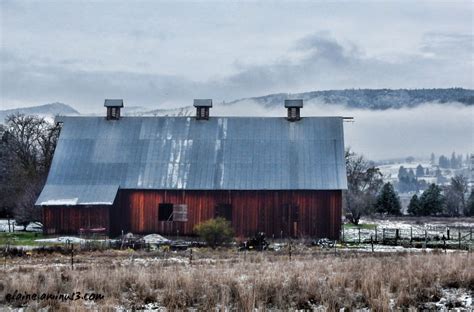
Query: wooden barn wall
111 190 342 239
42 206 110 235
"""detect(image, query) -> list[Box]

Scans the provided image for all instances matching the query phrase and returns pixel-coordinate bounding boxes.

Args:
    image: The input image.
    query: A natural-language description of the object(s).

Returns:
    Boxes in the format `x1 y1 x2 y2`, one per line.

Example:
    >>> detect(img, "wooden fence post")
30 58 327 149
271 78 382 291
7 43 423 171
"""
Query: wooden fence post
342 226 345 243
382 229 385 243
189 248 193 265
458 232 461 250
395 229 399 245
424 230 427 249
375 226 377 243
289 243 292 261
447 229 450 240
371 235 374 253
410 227 412 244
358 228 361 244
71 243 74 270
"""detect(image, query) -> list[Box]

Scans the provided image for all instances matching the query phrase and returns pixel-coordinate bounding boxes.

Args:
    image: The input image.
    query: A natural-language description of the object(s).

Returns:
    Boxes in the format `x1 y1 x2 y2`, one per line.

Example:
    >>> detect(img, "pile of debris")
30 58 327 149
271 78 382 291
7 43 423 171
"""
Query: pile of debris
239 232 269 251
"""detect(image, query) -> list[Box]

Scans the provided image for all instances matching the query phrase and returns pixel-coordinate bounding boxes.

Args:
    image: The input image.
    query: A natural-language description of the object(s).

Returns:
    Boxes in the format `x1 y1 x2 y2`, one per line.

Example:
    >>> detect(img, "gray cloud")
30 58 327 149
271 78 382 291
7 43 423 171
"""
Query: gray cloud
421 32 473 59
1 32 472 112
1 0 472 111
214 33 472 98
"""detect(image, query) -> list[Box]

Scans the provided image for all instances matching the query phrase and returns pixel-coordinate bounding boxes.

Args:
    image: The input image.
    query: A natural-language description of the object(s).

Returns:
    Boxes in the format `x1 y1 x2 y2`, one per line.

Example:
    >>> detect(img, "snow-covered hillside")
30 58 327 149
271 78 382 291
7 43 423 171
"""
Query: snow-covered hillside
0 102 79 124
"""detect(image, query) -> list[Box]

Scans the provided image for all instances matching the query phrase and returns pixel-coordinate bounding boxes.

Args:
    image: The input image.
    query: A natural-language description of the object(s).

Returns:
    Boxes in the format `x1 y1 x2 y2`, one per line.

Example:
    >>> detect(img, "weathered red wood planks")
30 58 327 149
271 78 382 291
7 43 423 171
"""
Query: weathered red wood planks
43 190 342 239
111 190 342 239
43 206 110 235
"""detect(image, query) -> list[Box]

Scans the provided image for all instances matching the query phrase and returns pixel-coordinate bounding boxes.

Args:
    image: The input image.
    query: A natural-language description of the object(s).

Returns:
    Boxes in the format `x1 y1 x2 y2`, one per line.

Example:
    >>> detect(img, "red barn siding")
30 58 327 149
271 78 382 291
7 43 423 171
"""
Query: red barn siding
43 190 342 239
110 190 342 239
43 206 110 235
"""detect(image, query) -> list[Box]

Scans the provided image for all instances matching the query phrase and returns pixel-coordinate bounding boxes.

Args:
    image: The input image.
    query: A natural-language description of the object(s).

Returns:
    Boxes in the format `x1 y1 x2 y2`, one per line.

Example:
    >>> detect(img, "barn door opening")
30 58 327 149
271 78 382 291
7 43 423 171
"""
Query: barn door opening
158 203 174 221
281 204 299 238
215 204 232 222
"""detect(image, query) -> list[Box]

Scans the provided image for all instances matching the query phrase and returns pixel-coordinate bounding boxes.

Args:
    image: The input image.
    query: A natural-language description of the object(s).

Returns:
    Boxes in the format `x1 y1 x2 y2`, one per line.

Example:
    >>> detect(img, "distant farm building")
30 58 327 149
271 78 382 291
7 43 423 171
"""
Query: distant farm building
36 99 348 239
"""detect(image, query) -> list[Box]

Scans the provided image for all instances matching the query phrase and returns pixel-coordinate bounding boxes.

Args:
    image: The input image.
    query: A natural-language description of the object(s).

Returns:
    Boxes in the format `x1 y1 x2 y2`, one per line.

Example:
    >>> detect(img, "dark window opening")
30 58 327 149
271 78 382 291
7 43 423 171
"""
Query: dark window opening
159 203 174 221
215 204 232 222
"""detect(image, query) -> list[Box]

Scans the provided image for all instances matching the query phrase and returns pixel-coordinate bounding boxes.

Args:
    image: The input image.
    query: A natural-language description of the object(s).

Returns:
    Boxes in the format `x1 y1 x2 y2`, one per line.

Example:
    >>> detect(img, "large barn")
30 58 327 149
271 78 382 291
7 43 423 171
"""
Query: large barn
36 99 347 239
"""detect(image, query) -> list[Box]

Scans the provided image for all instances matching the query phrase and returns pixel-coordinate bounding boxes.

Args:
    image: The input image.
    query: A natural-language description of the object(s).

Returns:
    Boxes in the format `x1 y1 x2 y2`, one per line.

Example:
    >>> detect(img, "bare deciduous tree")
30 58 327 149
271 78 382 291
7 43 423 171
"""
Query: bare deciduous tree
444 175 468 216
1 113 60 229
345 149 383 225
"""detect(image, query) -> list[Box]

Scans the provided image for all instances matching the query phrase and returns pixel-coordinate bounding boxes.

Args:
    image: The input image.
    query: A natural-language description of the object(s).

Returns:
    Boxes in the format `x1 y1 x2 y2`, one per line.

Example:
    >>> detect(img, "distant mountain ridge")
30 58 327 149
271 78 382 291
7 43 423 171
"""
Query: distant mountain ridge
2 89 472 121
227 88 474 109
0 102 79 123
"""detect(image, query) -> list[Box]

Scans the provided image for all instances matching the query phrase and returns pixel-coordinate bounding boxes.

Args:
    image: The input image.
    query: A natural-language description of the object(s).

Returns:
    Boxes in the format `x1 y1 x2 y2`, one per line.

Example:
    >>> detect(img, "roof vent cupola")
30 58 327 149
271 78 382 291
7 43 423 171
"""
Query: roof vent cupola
285 99 303 121
104 99 124 120
193 99 212 120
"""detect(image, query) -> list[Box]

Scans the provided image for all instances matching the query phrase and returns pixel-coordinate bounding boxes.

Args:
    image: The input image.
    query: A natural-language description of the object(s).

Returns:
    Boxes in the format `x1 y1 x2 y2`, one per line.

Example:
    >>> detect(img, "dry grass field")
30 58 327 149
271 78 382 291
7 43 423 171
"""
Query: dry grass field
1 248 473 311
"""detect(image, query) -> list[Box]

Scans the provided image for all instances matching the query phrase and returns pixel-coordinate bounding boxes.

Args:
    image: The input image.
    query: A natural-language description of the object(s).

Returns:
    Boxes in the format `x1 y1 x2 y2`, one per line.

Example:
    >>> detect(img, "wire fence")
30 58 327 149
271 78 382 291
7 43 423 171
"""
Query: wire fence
341 226 474 250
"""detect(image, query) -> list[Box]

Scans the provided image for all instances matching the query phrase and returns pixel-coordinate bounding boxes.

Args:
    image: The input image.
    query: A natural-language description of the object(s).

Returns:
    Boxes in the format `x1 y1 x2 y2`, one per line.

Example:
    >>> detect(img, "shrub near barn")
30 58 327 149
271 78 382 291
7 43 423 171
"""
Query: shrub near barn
194 218 234 248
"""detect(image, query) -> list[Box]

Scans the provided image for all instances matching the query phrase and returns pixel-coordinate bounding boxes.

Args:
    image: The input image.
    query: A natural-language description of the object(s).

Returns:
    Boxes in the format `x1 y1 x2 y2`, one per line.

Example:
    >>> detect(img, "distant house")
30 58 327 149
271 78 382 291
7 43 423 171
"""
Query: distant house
36 99 347 239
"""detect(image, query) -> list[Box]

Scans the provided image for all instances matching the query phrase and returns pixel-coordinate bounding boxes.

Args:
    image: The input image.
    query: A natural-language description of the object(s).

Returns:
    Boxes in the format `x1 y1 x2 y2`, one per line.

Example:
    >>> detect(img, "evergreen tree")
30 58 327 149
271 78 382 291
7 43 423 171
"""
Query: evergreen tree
439 155 450 168
407 194 421 216
416 164 424 177
465 191 474 217
457 155 463 168
450 152 458 169
419 183 444 216
398 166 408 180
375 182 402 215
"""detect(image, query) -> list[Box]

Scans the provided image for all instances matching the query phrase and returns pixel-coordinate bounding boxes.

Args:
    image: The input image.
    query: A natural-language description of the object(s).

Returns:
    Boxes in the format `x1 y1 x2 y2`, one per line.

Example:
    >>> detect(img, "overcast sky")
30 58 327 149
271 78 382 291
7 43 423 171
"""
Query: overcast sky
1 1 473 112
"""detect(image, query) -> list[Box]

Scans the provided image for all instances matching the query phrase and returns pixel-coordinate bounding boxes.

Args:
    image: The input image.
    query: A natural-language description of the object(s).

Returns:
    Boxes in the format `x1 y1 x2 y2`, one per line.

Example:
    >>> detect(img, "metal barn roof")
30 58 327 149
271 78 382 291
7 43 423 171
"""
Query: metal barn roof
36 116 347 206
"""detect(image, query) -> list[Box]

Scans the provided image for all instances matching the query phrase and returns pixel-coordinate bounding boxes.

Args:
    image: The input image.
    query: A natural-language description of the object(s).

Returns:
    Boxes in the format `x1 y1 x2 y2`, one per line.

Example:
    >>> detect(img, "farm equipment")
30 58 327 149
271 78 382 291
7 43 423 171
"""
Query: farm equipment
239 232 269 251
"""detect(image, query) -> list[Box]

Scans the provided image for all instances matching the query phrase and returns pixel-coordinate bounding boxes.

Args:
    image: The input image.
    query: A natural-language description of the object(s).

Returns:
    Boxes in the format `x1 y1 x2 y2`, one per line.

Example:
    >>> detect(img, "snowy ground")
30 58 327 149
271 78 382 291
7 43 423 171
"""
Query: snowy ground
343 217 474 246
0 220 42 232
431 288 473 310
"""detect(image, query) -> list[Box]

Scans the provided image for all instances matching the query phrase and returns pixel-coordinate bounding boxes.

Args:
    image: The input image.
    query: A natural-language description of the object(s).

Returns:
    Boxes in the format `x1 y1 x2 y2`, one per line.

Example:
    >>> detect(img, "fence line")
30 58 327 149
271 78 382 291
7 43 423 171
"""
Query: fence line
341 226 473 250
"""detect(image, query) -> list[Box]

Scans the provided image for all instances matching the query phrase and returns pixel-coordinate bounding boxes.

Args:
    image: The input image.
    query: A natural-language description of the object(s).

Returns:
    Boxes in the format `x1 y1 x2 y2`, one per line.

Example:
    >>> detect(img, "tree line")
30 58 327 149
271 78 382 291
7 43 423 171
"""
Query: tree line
345 149 474 224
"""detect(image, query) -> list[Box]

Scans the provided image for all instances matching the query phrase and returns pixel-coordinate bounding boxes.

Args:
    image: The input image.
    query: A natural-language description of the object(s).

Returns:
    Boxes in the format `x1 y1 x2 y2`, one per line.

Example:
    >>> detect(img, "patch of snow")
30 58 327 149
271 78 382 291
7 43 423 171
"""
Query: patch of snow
433 288 473 310
80 202 113 205
142 234 170 244
35 236 86 244
40 198 78 205
165 257 188 264
0 220 42 233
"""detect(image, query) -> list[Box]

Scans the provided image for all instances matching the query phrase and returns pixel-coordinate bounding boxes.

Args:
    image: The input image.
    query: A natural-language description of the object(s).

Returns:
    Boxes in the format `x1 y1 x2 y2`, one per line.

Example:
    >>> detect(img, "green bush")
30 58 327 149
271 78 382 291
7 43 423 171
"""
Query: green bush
194 218 234 248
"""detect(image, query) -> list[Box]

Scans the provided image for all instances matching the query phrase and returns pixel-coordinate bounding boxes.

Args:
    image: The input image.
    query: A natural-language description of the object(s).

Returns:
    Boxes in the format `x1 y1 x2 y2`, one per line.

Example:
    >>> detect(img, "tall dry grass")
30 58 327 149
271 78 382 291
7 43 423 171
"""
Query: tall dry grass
0 250 472 311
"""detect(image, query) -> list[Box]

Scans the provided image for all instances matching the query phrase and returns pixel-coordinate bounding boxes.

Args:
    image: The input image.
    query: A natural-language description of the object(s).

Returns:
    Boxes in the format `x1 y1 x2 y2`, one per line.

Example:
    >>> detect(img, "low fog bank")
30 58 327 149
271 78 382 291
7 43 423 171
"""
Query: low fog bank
212 101 473 161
